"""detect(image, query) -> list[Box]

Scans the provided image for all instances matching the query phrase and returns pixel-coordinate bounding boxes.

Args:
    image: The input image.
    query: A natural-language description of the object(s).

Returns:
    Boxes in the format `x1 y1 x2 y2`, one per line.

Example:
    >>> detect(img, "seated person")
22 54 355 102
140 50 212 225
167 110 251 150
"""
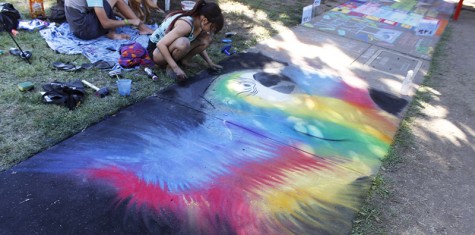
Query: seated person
128 0 165 23
147 0 224 81
65 0 154 40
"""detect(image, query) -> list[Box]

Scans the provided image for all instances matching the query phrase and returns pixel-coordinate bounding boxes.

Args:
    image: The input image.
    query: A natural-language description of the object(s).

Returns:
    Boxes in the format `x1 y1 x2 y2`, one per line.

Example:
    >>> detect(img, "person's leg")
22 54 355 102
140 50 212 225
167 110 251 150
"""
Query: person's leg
109 0 154 34
107 0 118 7
180 33 213 67
146 40 157 60
96 0 130 39
152 37 191 66
128 0 145 21
65 5 109 40
143 0 165 18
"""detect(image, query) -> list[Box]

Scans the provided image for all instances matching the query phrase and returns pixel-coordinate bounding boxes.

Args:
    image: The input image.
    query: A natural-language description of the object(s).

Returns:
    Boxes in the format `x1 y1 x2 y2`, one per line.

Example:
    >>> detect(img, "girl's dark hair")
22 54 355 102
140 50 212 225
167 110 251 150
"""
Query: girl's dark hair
166 0 224 34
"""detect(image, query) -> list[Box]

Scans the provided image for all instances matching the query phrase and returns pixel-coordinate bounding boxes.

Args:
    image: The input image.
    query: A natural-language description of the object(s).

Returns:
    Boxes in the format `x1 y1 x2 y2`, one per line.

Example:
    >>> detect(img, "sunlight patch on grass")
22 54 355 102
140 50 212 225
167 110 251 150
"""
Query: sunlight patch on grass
220 1 288 39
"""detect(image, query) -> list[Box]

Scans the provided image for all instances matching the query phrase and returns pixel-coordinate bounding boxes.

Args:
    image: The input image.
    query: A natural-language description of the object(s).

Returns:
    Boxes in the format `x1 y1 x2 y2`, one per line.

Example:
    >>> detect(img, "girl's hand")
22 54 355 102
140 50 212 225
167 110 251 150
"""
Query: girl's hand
173 67 187 81
208 62 223 71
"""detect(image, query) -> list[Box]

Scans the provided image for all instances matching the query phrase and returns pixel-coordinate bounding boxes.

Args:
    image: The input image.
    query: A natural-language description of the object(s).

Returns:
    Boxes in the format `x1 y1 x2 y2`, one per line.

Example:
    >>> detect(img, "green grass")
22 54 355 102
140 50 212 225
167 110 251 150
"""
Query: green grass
0 0 309 170
350 25 453 235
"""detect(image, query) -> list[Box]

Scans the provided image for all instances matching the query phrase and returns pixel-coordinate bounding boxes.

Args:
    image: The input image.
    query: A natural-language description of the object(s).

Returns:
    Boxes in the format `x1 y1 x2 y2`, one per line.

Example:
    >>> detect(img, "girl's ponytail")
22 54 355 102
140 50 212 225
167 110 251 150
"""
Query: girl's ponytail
186 0 206 16
165 0 205 32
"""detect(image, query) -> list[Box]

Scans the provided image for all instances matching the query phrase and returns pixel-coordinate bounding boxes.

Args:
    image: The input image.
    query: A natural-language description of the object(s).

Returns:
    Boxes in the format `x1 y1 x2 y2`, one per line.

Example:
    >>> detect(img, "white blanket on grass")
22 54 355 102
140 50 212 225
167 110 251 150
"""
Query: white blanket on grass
39 22 157 65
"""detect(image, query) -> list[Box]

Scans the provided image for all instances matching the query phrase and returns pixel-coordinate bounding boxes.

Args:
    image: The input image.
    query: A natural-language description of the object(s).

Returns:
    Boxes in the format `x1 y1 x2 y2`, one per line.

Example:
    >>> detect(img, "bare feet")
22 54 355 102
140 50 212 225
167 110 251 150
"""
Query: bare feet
143 0 157 8
138 23 154 35
106 32 130 40
156 8 166 14
143 0 165 13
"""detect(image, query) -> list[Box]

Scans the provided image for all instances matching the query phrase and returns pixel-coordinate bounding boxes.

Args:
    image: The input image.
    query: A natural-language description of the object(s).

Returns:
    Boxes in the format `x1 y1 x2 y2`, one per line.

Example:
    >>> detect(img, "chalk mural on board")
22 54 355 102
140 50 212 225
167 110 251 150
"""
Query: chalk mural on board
309 0 453 59
2 55 406 234
84 67 399 234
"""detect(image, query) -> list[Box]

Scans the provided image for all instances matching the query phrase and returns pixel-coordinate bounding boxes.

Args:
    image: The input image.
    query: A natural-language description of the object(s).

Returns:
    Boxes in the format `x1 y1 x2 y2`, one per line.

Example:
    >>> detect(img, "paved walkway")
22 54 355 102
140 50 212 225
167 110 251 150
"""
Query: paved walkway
365 3 475 234
0 0 457 234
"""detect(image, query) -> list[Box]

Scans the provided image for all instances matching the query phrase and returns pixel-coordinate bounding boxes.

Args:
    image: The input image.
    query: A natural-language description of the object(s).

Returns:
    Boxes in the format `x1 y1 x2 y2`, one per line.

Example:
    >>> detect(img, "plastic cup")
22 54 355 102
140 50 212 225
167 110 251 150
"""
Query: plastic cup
181 1 195 10
116 79 132 96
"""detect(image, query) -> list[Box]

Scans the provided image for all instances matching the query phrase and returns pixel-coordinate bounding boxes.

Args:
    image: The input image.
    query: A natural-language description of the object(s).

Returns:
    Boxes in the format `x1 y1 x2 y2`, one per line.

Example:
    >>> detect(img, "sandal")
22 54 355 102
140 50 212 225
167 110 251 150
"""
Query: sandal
81 60 115 70
9 48 32 59
9 48 21 56
52 61 83 72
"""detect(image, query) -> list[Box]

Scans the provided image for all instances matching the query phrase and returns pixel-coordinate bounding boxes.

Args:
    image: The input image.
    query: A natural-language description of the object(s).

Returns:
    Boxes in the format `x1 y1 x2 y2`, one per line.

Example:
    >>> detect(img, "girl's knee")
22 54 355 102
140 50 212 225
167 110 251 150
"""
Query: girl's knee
152 49 166 65
174 38 190 51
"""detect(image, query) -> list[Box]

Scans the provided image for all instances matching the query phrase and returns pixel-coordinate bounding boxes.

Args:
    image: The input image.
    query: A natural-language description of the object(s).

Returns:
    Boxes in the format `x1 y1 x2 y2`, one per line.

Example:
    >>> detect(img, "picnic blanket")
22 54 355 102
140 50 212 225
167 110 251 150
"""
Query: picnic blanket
39 22 157 64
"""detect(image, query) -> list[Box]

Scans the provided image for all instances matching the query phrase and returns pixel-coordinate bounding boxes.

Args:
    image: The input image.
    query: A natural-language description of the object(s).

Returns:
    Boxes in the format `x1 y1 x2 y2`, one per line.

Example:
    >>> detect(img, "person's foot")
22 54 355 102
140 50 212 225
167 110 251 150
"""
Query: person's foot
156 8 165 14
138 23 154 35
143 0 165 14
106 32 130 40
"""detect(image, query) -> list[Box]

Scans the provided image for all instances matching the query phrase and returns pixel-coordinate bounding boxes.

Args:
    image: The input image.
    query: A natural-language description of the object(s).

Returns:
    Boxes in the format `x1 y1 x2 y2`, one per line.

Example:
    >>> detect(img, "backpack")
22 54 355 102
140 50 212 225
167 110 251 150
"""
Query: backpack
0 2 21 32
118 42 153 68
41 80 85 110
48 0 65 23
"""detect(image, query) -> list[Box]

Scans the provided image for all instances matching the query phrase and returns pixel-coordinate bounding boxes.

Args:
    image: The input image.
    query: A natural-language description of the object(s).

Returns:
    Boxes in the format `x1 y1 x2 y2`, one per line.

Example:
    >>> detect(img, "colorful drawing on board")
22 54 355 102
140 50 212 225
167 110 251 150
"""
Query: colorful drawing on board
0 54 406 234
310 0 454 59
204 66 401 169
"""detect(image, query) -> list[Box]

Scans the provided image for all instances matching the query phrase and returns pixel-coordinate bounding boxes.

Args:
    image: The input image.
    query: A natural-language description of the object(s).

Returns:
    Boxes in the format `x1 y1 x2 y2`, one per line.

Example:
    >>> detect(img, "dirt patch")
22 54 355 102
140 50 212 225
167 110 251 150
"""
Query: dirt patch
360 5 475 234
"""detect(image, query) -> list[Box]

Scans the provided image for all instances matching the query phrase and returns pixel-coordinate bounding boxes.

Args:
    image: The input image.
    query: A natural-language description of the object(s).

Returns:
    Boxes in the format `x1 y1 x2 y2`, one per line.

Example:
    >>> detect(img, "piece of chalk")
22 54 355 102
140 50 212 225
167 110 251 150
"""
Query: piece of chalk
225 32 237 37
18 82 34 91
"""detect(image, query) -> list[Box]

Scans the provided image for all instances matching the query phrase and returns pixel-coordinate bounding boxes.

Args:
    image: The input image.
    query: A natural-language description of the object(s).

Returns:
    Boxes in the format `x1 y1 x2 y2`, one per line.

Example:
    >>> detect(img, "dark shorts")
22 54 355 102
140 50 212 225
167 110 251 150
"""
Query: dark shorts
147 40 156 60
65 0 114 40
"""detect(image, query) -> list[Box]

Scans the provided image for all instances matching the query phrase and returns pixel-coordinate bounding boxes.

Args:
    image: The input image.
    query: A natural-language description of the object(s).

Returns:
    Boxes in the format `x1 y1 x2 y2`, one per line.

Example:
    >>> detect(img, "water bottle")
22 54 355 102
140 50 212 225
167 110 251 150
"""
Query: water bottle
400 70 414 96
144 67 158 81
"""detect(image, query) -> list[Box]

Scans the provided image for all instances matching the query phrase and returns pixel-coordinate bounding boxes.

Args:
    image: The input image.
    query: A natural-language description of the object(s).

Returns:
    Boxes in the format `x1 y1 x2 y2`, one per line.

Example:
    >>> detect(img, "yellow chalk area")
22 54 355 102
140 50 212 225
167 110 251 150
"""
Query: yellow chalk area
250 165 369 233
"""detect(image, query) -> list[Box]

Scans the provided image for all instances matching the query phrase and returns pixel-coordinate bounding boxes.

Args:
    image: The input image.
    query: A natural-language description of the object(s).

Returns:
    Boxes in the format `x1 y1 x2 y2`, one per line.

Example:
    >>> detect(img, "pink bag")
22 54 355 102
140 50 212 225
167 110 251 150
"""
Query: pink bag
118 42 153 68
